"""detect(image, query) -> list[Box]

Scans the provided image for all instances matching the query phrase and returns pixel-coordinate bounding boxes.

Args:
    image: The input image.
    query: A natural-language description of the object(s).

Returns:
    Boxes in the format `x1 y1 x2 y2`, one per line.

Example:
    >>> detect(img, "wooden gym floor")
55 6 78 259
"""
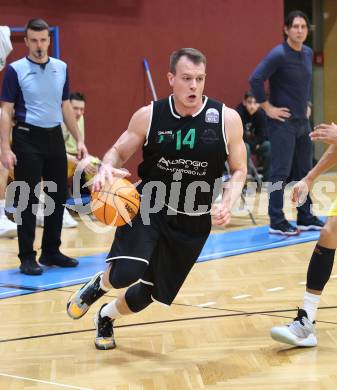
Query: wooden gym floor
0 175 337 389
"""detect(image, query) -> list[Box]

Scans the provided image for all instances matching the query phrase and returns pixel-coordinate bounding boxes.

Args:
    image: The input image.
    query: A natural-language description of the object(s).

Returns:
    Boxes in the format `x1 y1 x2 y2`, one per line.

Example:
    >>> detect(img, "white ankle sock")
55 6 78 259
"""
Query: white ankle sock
99 277 111 292
101 299 121 320
302 291 321 322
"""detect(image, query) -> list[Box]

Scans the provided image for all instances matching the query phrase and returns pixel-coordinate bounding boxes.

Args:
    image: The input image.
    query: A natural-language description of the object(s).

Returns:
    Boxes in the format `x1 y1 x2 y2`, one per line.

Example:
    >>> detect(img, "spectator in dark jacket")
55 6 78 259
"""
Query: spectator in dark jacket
236 91 271 181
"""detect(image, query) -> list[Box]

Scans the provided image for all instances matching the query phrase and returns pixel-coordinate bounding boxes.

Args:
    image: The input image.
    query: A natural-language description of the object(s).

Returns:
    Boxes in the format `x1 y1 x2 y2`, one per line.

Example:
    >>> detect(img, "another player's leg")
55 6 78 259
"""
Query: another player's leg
94 282 152 350
271 215 337 346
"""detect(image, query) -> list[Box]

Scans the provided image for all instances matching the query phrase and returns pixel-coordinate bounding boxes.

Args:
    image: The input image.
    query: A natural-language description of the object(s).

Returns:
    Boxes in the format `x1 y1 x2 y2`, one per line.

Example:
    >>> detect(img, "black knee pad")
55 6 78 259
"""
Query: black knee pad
125 282 153 313
108 258 147 289
307 244 335 291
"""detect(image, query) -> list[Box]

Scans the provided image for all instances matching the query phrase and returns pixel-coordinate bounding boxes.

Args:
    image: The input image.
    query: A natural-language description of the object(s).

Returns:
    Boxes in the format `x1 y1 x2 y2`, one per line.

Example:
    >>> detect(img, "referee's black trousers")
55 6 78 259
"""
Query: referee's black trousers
12 123 68 262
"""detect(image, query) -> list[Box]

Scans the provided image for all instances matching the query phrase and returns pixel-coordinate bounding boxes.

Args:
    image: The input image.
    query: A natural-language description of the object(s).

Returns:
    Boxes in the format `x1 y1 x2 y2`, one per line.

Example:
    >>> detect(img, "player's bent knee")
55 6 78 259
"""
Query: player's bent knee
108 266 143 289
125 282 152 313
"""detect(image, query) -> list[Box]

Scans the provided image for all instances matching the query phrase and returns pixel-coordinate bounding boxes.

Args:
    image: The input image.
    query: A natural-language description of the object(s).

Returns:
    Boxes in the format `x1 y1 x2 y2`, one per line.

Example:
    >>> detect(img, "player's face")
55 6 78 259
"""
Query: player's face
243 97 259 115
70 99 85 121
25 29 50 61
167 56 206 114
284 17 308 46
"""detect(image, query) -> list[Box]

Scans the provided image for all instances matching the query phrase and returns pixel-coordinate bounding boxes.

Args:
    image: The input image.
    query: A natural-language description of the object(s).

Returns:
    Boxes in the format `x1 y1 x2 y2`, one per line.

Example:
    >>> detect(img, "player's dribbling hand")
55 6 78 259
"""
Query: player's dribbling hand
92 163 131 192
311 123 337 145
291 177 312 206
0 149 17 170
211 203 231 227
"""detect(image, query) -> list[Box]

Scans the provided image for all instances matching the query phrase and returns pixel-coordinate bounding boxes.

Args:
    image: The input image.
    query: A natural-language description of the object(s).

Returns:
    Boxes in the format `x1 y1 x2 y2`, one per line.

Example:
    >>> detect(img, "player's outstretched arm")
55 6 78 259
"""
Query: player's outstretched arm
292 144 337 205
311 122 337 145
93 105 151 191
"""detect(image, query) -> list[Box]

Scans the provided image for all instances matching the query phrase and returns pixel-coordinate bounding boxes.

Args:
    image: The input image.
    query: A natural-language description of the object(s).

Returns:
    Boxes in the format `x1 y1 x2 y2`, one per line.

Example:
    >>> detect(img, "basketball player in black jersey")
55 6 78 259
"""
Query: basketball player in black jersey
67 48 247 350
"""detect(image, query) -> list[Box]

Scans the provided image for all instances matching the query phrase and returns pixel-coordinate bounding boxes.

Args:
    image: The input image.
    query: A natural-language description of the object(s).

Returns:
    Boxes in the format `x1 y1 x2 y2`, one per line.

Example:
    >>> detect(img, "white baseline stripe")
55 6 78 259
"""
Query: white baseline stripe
0 372 93 390
0 289 22 296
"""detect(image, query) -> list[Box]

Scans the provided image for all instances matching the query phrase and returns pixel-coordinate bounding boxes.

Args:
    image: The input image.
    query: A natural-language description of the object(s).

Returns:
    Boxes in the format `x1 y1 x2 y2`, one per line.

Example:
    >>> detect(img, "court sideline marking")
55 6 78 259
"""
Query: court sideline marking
0 372 93 390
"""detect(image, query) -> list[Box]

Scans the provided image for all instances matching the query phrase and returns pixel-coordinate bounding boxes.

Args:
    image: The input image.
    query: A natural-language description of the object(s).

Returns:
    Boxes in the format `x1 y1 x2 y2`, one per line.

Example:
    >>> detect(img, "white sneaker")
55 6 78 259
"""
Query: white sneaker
36 208 78 228
63 208 78 228
270 309 317 347
0 214 17 238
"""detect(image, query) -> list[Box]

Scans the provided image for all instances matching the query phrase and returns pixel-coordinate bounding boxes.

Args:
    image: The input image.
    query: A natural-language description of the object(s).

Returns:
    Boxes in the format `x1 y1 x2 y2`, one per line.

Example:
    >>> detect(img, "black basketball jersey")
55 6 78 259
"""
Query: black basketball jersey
138 95 228 214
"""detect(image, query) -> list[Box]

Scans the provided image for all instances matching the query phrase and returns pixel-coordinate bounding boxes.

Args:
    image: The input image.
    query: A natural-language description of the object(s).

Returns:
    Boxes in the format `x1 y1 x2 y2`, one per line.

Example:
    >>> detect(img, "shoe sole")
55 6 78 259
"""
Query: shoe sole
269 228 300 236
93 312 116 350
270 327 317 347
66 271 104 320
19 266 43 276
297 225 323 231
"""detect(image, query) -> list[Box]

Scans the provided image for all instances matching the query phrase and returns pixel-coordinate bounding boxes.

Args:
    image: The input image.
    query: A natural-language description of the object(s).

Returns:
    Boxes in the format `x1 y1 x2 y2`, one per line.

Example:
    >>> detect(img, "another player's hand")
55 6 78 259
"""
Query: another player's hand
92 163 131 192
291 177 313 206
76 141 88 160
77 156 99 176
265 105 291 122
0 148 17 170
211 203 231 227
311 123 337 145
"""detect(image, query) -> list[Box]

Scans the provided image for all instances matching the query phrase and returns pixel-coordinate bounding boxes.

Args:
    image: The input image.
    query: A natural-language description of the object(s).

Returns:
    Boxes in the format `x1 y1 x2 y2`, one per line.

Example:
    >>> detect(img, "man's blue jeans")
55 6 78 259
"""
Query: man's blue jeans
267 118 313 225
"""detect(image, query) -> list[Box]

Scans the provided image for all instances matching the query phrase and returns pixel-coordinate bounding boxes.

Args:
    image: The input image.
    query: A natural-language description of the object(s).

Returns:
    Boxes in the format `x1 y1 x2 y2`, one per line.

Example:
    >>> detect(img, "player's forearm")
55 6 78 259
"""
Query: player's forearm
102 145 125 169
306 145 337 182
221 167 247 210
62 103 82 143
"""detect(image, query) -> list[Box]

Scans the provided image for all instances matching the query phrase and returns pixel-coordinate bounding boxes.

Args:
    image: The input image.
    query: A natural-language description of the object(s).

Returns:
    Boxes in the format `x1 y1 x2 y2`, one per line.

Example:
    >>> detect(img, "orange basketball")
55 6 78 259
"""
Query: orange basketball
91 179 140 226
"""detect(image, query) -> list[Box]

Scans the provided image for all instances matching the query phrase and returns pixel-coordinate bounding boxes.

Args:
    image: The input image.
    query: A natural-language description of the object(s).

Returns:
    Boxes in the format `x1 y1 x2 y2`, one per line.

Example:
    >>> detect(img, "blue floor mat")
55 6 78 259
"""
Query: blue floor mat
0 225 321 299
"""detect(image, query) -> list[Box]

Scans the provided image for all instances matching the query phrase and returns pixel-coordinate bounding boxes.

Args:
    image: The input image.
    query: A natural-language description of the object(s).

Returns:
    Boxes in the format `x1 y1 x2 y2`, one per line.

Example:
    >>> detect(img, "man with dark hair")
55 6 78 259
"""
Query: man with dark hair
62 92 98 214
0 18 88 275
249 10 323 235
236 91 271 182
67 48 247 350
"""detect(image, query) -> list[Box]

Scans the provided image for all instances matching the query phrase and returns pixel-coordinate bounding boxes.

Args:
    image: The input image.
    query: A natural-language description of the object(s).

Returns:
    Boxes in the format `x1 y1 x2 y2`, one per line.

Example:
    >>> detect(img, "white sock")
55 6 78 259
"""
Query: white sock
302 291 321 322
100 299 121 320
0 199 5 217
99 277 111 292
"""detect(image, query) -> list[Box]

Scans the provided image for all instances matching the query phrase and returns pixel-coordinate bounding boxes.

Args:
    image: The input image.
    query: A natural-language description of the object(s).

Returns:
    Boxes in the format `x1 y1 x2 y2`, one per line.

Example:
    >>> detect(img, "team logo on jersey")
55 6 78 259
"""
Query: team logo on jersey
201 129 219 144
205 108 219 123
157 130 174 144
157 157 208 176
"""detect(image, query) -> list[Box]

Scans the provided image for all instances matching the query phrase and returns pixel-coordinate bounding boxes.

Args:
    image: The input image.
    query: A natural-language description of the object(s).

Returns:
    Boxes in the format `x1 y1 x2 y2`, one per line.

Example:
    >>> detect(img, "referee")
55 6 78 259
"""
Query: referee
0 18 87 275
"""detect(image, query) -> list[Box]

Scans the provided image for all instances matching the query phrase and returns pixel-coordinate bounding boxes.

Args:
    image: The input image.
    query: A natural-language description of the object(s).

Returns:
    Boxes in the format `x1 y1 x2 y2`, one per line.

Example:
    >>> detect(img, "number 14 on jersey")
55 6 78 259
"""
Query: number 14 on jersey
158 128 196 150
